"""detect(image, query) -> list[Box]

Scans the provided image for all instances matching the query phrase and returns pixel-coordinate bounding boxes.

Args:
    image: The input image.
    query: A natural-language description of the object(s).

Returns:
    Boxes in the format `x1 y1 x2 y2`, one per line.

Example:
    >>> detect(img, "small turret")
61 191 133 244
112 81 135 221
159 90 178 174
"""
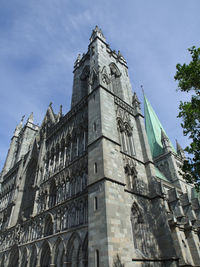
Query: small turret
14 115 24 137
26 112 34 128
161 128 172 153
1 116 25 175
27 112 33 123
57 105 63 122
176 140 186 160
74 54 81 69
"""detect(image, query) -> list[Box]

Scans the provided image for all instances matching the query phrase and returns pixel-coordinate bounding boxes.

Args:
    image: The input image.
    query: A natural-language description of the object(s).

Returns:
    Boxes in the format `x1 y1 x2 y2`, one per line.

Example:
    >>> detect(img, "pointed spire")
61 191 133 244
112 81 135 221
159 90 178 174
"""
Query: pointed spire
57 105 63 122
144 94 176 158
90 25 106 43
47 102 56 123
176 140 186 160
59 104 62 115
161 128 168 142
74 54 81 69
21 115 25 123
27 112 34 124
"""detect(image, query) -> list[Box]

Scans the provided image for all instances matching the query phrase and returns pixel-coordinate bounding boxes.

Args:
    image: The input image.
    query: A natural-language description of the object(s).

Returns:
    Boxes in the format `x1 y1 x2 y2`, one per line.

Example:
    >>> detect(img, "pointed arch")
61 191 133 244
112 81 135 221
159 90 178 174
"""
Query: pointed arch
53 237 66 267
109 62 121 77
101 66 110 86
109 62 123 99
0 253 5 267
117 114 135 156
80 65 90 80
44 213 54 237
40 240 51 267
66 232 82 267
8 245 19 267
29 244 37 267
21 247 28 267
131 202 147 257
117 117 124 132
80 65 90 98
82 232 88 267
131 202 143 224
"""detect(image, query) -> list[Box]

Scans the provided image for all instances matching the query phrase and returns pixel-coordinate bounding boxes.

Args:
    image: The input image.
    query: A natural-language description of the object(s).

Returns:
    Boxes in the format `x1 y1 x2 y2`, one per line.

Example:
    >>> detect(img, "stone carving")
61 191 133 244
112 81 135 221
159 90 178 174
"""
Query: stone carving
124 157 138 190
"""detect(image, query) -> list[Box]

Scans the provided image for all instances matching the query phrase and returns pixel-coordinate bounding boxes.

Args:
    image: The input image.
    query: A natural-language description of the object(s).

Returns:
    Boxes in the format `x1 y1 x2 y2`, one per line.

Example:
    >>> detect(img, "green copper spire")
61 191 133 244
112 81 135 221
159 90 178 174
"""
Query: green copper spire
144 95 176 158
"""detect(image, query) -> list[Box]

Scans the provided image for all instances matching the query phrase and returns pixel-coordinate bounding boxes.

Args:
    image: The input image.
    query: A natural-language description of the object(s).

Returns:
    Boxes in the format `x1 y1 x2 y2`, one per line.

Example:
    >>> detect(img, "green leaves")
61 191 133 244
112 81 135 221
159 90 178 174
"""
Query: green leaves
175 46 200 191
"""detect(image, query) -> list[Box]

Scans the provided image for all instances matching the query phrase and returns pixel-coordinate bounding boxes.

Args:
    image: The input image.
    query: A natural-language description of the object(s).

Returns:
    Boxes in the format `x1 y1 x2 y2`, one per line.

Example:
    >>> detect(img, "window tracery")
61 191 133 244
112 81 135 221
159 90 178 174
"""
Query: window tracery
116 110 135 157
131 202 147 257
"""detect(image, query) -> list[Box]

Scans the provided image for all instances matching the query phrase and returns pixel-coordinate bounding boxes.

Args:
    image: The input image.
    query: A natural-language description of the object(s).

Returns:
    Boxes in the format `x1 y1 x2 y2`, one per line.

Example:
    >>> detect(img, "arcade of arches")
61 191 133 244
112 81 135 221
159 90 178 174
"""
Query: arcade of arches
0 231 88 267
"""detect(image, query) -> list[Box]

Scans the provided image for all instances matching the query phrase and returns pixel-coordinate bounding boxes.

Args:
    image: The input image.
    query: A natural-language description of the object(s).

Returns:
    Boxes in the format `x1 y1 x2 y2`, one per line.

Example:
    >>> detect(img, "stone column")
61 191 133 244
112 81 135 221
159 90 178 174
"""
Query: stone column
83 131 86 151
70 142 73 161
185 227 200 265
76 136 79 156
53 155 56 172
170 226 194 266
36 255 40 267
64 146 67 166
50 252 55 267
63 253 68 267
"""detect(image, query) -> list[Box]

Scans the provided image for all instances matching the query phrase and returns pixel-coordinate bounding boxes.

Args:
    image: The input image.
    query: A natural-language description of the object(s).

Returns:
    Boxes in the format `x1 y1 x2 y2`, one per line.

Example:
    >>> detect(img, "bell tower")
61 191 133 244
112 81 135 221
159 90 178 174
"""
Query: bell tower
74 26 178 266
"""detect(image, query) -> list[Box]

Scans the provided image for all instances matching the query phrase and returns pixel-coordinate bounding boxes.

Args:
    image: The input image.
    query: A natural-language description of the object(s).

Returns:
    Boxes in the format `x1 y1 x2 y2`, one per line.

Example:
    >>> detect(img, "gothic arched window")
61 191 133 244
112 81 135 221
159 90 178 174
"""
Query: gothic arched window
117 119 135 156
8 245 19 267
131 203 147 257
124 123 135 156
40 241 51 267
66 233 82 267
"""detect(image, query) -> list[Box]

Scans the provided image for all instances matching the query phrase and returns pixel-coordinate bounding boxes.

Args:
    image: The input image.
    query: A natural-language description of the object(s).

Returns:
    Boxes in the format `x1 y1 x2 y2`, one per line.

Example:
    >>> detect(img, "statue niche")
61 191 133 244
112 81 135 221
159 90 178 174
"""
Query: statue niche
124 162 137 190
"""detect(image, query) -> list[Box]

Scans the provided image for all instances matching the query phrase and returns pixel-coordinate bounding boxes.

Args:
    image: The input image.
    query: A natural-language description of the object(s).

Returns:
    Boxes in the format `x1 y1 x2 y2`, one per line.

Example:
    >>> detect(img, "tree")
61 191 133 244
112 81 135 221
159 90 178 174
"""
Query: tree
174 46 200 191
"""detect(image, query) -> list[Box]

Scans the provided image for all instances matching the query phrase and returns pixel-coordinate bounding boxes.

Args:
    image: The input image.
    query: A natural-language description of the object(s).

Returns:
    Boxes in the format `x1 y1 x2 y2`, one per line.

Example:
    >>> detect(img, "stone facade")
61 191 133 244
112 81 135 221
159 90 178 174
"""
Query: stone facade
0 26 200 267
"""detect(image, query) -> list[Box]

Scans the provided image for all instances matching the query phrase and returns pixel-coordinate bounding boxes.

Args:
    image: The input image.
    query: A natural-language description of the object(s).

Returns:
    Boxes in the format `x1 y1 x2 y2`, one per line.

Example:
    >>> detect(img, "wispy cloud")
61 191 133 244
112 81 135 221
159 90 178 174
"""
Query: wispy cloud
0 0 200 169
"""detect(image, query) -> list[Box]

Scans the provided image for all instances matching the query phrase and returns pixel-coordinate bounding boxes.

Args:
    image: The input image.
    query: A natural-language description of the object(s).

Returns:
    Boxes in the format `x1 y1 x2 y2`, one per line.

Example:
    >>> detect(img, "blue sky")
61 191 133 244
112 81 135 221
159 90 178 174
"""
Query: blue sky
0 0 200 170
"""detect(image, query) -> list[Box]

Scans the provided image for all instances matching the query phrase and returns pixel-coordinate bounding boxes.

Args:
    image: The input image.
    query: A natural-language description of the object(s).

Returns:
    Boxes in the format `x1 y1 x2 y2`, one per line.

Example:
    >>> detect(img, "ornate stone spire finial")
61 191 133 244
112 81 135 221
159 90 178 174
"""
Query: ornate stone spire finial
90 25 106 43
57 104 63 122
117 50 123 58
176 139 186 159
27 112 34 123
74 54 81 68
161 128 168 142
59 104 63 115
14 116 24 136
21 115 25 123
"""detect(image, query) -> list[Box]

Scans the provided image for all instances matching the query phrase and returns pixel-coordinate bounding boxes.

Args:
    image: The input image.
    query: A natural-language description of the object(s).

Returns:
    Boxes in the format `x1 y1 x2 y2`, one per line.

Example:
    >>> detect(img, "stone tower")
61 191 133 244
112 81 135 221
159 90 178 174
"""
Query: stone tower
0 26 199 267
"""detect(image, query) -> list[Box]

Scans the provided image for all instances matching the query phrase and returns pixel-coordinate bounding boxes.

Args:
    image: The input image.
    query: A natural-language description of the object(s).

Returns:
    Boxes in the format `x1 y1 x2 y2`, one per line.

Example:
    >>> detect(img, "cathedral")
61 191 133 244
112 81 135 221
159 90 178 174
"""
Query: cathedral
0 26 200 267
